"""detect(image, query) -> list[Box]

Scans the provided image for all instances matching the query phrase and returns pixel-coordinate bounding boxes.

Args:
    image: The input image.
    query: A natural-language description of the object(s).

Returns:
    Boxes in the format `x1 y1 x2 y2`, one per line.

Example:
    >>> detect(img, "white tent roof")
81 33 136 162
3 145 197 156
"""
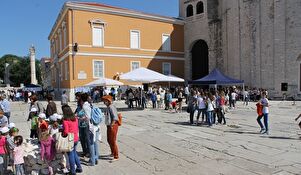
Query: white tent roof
120 67 167 83
165 74 185 82
85 77 123 87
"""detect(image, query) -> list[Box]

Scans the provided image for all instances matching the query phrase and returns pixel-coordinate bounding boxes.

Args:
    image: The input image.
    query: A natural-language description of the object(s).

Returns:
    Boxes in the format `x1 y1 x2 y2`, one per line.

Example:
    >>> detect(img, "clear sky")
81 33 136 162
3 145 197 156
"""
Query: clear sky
0 0 179 59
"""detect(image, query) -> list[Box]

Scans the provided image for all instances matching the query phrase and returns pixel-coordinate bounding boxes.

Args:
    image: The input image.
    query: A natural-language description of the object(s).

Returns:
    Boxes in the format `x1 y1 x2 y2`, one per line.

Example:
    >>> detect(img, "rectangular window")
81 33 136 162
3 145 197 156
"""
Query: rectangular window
65 61 68 80
93 60 104 78
52 39 55 57
162 62 171 75
60 63 63 81
59 31 62 52
162 34 171 51
63 27 67 47
130 30 140 49
92 27 104 47
55 37 59 54
131 61 140 71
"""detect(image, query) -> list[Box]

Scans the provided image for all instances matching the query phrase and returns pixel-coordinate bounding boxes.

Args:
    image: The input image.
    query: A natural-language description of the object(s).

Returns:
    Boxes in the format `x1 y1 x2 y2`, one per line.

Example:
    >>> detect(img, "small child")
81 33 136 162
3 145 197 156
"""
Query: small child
40 131 56 175
27 108 39 139
0 127 9 174
13 135 25 175
7 127 19 174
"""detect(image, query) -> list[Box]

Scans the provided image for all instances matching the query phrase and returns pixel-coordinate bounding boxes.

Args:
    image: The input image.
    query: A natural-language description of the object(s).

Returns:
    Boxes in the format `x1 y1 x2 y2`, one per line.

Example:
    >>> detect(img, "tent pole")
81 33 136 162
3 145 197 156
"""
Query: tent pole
215 84 217 91
140 83 143 107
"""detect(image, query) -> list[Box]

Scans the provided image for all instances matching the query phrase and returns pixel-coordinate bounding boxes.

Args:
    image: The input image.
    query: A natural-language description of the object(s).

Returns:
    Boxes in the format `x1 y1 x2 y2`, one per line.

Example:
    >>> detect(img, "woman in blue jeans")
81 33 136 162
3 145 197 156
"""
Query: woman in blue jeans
62 105 83 175
206 93 215 127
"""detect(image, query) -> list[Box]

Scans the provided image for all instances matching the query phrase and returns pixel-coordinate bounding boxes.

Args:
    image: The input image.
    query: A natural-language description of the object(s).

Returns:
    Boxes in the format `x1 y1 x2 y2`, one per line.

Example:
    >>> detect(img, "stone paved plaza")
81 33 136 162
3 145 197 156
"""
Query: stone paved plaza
10 100 301 175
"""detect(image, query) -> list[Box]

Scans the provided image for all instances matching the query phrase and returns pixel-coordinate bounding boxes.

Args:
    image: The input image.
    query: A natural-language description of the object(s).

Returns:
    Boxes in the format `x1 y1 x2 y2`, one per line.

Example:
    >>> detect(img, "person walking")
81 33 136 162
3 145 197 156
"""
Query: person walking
102 95 119 161
260 92 269 134
61 91 68 106
256 101 264 133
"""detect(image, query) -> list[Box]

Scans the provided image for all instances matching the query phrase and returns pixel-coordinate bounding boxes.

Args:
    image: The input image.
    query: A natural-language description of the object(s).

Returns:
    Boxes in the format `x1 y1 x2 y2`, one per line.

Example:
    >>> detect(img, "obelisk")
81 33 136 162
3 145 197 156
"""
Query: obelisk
29 45 37 84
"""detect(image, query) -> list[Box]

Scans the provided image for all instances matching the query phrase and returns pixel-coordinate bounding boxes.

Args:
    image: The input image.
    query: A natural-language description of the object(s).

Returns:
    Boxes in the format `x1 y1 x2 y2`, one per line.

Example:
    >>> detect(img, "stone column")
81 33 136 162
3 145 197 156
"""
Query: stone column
29 45 37 84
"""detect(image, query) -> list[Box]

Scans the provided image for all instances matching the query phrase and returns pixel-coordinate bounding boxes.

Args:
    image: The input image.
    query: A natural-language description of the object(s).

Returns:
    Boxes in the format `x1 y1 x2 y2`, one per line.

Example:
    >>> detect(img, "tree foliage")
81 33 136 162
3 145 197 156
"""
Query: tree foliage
0 54 42 86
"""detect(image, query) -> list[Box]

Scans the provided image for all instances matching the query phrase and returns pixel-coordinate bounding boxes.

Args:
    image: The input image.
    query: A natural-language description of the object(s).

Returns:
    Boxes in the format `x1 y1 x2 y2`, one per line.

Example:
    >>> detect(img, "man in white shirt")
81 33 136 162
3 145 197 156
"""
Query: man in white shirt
230 91 236 108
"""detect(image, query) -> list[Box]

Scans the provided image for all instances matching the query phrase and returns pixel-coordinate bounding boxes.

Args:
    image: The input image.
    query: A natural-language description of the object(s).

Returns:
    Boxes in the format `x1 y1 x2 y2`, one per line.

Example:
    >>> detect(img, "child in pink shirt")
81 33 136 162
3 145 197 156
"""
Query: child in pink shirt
0 127 9 174
40 132 55 175
13 135 25 175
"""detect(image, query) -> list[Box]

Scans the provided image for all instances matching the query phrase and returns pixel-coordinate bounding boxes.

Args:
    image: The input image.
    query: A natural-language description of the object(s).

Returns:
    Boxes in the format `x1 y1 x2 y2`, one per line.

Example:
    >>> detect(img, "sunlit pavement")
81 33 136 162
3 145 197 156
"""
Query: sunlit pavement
11 100 301 175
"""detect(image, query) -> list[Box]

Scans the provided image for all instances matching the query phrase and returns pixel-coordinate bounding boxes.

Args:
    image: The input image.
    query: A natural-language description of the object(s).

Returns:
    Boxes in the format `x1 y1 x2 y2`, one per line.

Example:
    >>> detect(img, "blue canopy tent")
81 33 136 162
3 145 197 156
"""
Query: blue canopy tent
188 68 244 88
23 84 42 92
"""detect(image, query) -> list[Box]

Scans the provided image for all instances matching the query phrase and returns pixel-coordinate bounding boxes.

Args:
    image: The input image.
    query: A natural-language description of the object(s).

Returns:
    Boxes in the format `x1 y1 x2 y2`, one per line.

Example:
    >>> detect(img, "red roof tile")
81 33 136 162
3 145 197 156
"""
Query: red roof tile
76 2 125 10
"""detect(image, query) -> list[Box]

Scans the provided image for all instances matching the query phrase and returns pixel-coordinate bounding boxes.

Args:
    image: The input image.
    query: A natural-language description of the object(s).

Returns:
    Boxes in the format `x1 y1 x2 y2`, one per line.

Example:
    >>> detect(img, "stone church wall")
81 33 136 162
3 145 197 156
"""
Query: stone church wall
181 0 301 98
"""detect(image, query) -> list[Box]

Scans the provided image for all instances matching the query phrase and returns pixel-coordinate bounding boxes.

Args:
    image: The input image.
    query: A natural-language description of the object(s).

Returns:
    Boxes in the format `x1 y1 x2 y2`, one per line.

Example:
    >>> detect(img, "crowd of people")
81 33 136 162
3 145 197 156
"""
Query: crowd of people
0 83 292 174
0 91 120 175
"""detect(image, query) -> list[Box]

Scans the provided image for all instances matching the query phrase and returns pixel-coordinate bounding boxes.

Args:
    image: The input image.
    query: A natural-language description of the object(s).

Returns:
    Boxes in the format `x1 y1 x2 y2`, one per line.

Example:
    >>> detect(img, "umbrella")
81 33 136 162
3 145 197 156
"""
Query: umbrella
85 77 123 87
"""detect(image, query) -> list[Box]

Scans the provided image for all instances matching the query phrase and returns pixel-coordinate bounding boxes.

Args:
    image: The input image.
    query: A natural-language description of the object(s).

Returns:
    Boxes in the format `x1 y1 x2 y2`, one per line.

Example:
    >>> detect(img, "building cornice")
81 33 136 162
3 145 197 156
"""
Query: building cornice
49 1 184 40
66 2 184 25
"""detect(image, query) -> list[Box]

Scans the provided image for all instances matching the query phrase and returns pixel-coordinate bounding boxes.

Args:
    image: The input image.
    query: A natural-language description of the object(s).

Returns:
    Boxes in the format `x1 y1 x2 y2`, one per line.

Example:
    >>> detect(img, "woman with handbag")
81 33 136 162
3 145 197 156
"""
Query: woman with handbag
62 105 83 175
102 95 119 161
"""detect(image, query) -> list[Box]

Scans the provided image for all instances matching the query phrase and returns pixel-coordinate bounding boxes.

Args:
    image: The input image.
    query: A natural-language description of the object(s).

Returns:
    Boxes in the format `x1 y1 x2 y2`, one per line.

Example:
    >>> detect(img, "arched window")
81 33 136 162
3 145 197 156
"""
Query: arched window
196 1 204 14
186 4 193 17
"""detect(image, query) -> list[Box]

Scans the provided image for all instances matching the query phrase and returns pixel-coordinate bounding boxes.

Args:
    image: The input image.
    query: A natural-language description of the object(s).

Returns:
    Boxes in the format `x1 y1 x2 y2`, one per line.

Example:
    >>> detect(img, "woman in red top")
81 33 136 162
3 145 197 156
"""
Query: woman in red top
62 105 82 175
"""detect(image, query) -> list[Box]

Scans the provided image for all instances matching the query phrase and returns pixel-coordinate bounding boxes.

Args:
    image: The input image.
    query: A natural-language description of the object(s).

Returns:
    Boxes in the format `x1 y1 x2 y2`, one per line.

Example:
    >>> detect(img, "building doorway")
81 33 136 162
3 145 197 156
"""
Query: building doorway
191 40 209 80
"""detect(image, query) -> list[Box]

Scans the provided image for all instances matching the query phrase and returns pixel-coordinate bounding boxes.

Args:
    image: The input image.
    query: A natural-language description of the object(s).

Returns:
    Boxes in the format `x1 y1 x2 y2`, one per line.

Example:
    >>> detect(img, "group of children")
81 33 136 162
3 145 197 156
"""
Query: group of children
27 107 69 175
0 110 25 175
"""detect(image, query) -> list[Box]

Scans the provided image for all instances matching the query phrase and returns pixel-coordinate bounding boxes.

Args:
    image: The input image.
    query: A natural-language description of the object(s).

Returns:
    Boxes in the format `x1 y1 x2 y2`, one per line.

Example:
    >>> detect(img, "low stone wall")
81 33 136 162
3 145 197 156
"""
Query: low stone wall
23 139 63 175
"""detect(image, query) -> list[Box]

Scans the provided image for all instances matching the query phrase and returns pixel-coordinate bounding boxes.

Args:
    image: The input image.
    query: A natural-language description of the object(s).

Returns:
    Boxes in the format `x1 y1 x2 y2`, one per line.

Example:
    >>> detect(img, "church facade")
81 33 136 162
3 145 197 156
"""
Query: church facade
180 0 301 98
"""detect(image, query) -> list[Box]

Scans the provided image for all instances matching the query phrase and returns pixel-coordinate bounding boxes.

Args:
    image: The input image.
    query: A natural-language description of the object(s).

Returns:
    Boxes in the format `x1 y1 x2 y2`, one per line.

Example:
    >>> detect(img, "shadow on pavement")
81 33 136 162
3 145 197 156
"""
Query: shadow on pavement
224 130 260 135
264 136 301 140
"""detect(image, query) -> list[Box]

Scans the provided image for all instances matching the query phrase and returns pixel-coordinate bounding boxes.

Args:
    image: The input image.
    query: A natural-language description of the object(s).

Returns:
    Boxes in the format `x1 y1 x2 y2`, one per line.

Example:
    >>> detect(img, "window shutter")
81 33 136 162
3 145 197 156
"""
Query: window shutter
162 35 171 51
130 31 140 49
93 27 103 46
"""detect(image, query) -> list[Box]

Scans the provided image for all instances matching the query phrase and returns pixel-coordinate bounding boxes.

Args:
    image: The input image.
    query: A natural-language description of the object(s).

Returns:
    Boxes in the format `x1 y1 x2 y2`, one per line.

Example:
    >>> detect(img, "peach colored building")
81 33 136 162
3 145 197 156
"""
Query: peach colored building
48 2 184 99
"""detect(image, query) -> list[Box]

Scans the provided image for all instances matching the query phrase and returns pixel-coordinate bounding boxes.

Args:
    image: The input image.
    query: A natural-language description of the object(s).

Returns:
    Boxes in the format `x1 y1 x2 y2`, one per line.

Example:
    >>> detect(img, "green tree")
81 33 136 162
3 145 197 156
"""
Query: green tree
0 54 42 86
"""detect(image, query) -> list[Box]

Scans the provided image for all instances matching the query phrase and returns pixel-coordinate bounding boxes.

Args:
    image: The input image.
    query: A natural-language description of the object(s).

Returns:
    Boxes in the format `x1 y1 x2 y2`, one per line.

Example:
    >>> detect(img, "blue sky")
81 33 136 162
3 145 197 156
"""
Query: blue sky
0 0 179 59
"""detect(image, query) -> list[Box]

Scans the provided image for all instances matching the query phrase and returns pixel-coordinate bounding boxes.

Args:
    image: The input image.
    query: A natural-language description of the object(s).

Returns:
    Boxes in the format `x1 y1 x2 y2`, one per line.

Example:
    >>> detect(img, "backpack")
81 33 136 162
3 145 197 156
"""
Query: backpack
90 105 103 125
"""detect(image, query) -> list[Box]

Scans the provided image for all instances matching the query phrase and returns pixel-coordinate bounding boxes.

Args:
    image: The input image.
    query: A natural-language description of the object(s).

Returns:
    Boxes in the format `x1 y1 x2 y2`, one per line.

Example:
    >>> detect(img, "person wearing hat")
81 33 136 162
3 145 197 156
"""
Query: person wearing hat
8 123 15 129
38 113 48 128
0 126 9 174
102 95 119 161
0 110 8 128
28 108 39 139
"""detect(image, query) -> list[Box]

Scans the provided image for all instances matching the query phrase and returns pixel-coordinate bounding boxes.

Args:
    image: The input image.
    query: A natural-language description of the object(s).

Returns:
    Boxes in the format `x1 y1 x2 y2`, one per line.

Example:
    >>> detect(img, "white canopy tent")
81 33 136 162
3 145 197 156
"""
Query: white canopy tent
165 74 185 82
120 67 167 83
85 77 124 87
